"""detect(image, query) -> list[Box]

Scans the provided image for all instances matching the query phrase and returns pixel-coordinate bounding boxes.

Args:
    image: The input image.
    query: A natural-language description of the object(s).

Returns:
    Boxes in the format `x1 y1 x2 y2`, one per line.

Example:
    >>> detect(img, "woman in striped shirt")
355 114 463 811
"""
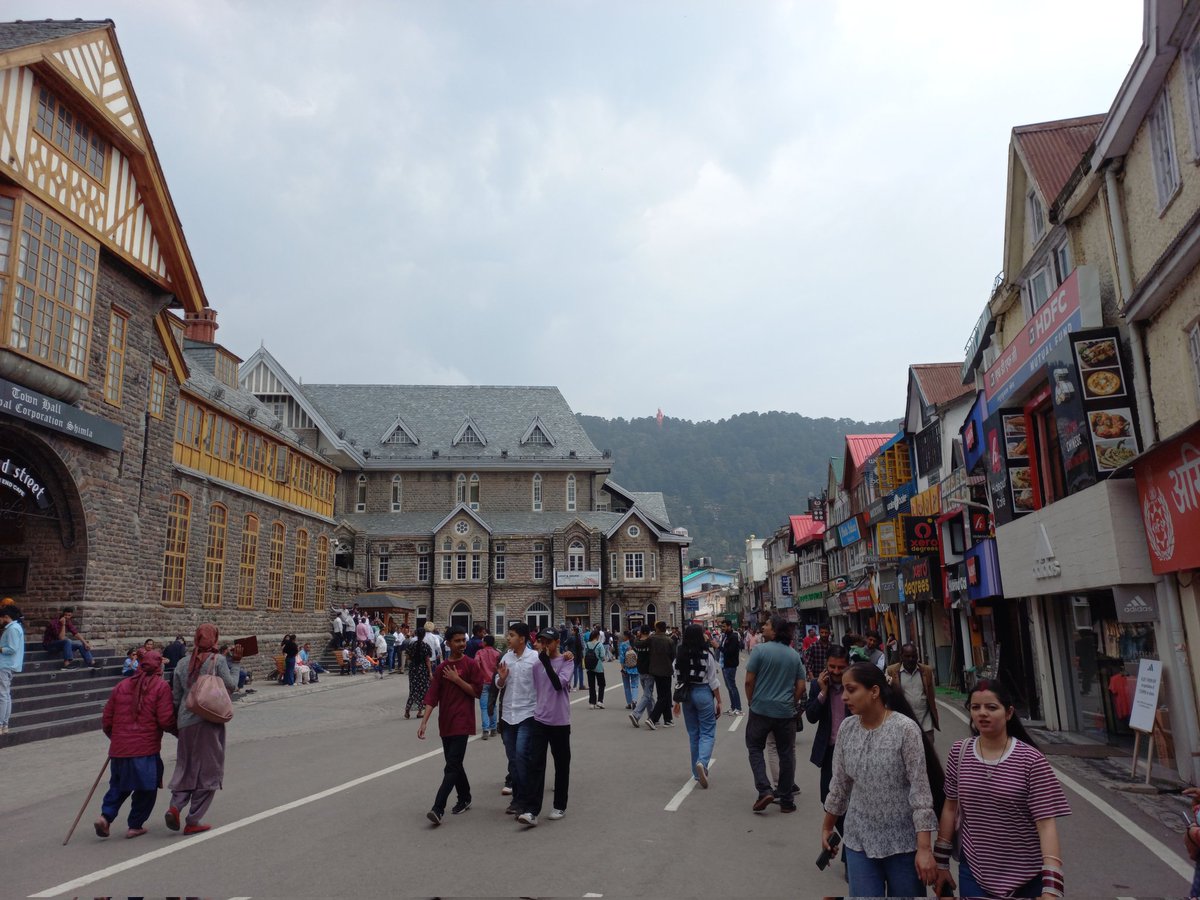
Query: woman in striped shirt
933 679 1070 898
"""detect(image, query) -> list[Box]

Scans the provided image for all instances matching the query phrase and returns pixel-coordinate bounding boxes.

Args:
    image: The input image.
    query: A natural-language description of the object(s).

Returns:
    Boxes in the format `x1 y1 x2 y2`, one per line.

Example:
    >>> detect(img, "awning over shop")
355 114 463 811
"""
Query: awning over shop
353 592 419 611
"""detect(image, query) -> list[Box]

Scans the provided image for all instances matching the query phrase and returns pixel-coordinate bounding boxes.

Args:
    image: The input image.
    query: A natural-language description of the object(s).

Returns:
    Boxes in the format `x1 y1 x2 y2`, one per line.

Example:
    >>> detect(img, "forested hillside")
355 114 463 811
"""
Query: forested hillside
579 412 897 569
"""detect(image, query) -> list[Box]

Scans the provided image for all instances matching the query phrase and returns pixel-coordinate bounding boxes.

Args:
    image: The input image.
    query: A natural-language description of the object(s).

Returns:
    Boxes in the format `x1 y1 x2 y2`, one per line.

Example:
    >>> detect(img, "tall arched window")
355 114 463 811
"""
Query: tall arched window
525 601 550 631
532 473 543 512
314 535 329 608
202 503 228 608
267 522 285 610
355 474 367 512
646 602 658 626
237 514 259 609
469 473 480 509
292 528 309 611
610 602 621 636
568 540 586 572
456 474 467 504
450 601 472 630
566 474 577 511
391 475 402 512
161 492 191 607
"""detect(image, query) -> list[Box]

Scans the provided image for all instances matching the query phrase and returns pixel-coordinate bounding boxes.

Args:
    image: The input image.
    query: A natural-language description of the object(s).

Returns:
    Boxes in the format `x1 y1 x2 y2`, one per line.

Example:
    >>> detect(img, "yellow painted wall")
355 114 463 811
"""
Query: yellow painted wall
1145 264 1200 436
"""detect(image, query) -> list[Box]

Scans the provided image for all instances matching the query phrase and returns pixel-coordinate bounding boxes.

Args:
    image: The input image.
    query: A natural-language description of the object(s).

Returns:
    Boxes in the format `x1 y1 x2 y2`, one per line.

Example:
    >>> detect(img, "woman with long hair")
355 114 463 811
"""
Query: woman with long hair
405 630 433 719
933 679 1069 898
673 623 723 788
820 661 942 897
584 628 607 709
166 624 238 835
95 650 175 838
569 626 585 690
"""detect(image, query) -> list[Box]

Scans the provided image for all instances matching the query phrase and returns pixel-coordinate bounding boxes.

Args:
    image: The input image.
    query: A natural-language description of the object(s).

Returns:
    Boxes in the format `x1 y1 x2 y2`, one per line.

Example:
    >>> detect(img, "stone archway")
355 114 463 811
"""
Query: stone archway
0 424 88 623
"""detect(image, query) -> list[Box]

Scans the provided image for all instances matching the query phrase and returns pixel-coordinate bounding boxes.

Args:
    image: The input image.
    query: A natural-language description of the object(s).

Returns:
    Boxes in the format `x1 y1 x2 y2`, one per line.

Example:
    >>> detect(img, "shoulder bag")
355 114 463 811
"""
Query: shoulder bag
185 655 234 724
951 737 971 861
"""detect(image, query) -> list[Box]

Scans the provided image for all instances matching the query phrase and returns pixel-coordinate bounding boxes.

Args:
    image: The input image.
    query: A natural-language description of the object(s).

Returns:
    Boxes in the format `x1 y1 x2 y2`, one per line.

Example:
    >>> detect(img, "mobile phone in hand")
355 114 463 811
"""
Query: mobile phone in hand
816 829 841 870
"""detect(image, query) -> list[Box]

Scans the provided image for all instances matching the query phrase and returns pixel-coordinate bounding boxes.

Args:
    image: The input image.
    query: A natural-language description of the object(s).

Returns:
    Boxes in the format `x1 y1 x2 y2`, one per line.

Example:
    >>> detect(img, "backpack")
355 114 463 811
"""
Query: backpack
584 642 599 670
623 647 638 668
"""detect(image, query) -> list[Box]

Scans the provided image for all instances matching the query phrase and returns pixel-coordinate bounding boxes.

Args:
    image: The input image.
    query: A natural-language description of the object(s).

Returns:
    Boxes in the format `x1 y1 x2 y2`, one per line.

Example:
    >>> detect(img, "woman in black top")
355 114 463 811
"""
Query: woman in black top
405 636 432 719
672 624 723 788
280 634 299 686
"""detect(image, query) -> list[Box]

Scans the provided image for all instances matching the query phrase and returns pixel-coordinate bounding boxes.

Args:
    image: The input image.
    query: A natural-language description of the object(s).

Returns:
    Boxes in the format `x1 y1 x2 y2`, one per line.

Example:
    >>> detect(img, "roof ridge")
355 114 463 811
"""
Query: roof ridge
1013 113 1106 134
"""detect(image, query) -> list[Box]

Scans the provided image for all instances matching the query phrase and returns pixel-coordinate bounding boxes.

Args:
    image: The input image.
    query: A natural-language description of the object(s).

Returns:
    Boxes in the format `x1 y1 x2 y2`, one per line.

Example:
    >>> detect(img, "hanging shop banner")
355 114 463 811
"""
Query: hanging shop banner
965 539 1003 601
969 509 994 541
915 421 942 479
1114 584 1160 623
1069 329 1142 477
837 517 863 547
877 568 900 605
898 555 942 603
962 391 989 472
780 575 793 596
1134 419 1200 574
985 407 1034 526
911 484 942 517
1044 333 1099 494
982 266 1101 414
903 516 940 556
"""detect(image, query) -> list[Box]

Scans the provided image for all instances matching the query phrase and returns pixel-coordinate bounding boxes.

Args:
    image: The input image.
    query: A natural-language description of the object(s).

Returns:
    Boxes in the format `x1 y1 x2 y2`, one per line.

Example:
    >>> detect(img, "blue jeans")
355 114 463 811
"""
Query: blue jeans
46 639 93 665
633 673 656 720
283 656 296 685
502 716 535 807
722 666 741 711
386 646 397 670
682 684 716 778
572 660 585 689
622 671 638 705
843 848 924 897
479 685 497 731
958 857 1041 898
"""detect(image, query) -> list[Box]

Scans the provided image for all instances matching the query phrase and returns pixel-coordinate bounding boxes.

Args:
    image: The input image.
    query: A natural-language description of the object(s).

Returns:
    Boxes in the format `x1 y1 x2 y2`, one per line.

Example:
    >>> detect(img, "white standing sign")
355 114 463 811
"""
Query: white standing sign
1129 658 1163 734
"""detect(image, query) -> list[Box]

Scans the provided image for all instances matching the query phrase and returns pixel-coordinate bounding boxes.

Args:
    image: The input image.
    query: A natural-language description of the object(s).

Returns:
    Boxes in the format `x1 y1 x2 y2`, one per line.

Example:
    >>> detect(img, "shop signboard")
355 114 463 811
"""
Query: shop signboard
1129 658 1163 733
898 555 942 603
915 421 942 477
780 575 793 595
852 586 873 610
911 484 942 517
1069 329 1141 478
1114 585 1159 623
867 496 887 524
985 407 1033 526
795 588 825 610
837 517 862 547
1043 335 1099 494
0 456 51 509
903 516 940 556
0 377 124 452
969 510 994 541
964 539 1003 601
983 267 1100 414
962 391 989 472
1134 420 1200 574
877 568 899 605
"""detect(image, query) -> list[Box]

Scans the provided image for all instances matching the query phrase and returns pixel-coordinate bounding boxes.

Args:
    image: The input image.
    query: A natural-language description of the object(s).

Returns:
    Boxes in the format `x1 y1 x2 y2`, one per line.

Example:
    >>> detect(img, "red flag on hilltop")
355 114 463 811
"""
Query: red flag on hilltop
656 408 664 428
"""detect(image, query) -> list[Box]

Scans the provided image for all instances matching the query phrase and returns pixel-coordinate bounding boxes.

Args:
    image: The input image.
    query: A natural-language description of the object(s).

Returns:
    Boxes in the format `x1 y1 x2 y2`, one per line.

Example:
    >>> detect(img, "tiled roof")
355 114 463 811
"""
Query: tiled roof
629 491 670 528
1014 115 1105 204
298 384 604 463
845 434 892 473
182 348 304 447
342 509 628 537
911 363 973 408
0 19 109 52
789 514 825 549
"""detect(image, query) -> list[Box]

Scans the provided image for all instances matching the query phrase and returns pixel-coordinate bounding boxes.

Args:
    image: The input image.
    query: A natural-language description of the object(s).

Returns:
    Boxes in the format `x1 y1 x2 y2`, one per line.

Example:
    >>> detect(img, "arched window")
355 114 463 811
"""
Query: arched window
292 529 309 611
450 601 472 630
610 602 621 636
267 522 285 610
568 540 586 572
566 474 577 511
314 535 329 608
391 475 402 512
532 473 542 512
355 474 367 512
646 602 657 626
161 492 191 607
456 474 467 504
525 601 550 631
469 473 480 509
237 514 259 609
202 503 228 608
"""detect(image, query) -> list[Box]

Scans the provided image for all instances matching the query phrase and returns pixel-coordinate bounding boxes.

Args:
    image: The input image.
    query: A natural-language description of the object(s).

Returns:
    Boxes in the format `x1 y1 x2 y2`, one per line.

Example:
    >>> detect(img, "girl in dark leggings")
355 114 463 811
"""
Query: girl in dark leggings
584 629 606 708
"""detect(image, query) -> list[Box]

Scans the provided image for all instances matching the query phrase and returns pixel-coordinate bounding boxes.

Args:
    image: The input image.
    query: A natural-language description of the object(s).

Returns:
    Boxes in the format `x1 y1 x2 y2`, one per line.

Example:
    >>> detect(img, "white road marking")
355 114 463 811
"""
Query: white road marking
728 714 744 732
30 744 451 898
664 758 715 812
570 695 589 705
935 700 1192 884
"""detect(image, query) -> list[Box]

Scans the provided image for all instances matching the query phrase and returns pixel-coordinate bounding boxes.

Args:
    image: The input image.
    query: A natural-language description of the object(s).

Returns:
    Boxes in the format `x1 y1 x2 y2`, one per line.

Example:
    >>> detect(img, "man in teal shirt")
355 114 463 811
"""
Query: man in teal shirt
744 614 805 813
0 603 25 735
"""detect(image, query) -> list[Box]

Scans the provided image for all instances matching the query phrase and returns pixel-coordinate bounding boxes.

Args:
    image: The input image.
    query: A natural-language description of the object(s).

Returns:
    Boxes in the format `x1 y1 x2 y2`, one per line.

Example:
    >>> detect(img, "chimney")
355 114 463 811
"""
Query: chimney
184 308 219 343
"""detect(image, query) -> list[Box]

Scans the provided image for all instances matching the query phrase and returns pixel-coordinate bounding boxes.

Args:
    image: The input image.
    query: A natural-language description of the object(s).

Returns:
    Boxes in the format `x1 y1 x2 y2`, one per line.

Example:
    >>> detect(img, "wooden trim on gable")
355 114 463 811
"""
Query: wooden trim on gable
155 312 189 385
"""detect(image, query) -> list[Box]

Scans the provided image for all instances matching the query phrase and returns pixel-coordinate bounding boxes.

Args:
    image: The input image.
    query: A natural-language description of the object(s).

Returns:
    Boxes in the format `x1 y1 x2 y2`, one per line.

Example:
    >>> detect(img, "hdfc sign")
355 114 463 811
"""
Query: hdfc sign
1134 421 1200 574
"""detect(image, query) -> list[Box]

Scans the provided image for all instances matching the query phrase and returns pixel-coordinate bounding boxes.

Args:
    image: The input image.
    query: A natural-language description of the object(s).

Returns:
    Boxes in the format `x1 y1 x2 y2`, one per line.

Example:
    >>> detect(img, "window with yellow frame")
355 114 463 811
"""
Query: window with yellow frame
161 492 191 607
148 366 168 419
103 308 128 406
202 503 227 608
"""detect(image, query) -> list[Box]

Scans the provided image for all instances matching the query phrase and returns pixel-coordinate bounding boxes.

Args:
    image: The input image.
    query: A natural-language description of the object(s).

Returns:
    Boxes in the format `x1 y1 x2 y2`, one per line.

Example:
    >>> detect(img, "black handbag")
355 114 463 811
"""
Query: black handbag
672 681 692 703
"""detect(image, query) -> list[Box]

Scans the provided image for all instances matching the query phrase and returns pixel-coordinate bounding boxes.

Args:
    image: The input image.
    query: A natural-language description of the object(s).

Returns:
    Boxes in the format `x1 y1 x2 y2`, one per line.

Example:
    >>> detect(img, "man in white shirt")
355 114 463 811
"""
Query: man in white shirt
885 643 940 740
496 622 539 815
424 622 443 664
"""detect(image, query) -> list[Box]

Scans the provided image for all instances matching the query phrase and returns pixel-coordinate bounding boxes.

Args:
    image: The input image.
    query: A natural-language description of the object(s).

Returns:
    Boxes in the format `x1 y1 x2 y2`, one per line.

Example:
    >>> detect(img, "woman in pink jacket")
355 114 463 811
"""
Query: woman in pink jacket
95 650 176 839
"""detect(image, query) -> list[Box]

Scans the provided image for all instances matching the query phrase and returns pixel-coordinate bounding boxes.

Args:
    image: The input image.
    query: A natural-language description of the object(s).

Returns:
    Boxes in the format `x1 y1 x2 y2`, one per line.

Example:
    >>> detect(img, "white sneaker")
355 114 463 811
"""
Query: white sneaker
516 812 538 827
735 709 744 716
548 809 565 820
588 704 596 709
628 713 640 728
644 719 657 731
596 702 605 709
501 786 513 796
662 720 677 728
694 761 709 788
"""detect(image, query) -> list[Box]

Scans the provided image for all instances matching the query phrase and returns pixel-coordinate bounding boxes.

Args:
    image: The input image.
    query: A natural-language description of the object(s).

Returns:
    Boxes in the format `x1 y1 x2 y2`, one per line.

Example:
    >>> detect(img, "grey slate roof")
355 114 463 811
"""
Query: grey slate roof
182 348 309 451
630 491 670 527
342 510 628 537
298 384 604 463
0 19 110 52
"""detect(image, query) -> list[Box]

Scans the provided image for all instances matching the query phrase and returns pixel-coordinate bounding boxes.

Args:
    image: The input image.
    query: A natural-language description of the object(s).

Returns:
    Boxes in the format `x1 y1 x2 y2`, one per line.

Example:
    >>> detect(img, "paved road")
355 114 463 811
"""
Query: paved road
2 663 1195 897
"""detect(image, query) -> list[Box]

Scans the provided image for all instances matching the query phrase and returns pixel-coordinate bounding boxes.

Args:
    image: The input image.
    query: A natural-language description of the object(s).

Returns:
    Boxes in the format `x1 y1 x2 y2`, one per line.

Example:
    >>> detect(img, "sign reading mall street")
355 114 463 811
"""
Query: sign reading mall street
0 377 124 452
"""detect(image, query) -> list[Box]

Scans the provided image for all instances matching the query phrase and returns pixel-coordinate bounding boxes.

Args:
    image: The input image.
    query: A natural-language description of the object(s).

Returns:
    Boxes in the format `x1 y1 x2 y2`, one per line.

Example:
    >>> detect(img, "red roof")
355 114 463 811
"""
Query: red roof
844 434 892 486
1014 115 1104 204
911 363 973 408
789 514 825 549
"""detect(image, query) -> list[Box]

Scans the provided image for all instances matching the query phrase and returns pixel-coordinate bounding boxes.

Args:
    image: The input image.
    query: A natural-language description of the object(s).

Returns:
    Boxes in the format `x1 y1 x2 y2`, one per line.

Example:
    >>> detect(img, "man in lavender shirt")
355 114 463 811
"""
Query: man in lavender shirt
517 628 575 827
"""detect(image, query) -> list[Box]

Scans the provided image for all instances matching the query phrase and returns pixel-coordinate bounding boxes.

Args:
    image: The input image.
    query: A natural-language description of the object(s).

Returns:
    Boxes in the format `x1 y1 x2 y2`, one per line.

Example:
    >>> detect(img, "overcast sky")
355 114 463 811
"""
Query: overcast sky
13 1 1143 422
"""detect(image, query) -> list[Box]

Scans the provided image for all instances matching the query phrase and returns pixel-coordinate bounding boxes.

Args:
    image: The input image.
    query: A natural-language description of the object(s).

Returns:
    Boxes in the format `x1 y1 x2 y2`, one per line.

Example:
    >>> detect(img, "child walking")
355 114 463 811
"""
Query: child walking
418 625 482 825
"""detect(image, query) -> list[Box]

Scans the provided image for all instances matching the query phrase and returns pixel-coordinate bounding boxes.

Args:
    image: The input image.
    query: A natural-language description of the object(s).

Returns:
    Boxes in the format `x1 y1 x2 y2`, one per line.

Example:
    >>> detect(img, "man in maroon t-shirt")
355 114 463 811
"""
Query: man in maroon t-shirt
418 625 482 825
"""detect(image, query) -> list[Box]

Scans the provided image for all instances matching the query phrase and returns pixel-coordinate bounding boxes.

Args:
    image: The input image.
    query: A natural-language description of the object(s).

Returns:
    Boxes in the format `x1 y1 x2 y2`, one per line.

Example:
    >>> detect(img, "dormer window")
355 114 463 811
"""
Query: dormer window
214 351 239 389
521 416 555 447
453 416 487 447
381 416 418 445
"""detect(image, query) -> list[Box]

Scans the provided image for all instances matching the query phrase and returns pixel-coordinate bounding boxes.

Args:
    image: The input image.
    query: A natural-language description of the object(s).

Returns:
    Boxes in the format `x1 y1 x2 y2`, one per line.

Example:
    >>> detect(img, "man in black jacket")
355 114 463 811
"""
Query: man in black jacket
804 644 849 803
644 621 675 728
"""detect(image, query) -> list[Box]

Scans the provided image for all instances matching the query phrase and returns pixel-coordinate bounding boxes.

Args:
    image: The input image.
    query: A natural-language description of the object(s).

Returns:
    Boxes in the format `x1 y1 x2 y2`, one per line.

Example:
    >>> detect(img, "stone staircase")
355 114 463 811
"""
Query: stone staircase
2 643 126 747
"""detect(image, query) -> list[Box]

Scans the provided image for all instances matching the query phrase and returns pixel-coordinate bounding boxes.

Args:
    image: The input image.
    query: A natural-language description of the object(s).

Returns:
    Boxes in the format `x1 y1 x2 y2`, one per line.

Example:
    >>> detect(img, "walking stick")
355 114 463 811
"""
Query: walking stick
63 757 110 845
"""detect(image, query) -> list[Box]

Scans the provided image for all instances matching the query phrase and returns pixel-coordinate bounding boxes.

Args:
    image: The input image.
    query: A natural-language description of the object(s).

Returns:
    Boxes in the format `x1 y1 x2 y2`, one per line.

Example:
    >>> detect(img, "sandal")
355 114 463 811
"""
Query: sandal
94 816 110 838
125 827 147 839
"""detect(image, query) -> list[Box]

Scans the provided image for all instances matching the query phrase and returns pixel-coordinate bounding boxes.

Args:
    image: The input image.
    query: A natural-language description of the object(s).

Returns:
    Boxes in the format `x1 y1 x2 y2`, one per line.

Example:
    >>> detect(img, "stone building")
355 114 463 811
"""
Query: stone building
239 347 688 633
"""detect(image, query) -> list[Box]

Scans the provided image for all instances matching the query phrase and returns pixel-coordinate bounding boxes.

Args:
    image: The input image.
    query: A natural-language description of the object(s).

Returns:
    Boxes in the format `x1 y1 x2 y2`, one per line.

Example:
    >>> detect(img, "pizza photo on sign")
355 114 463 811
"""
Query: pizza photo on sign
1075 337 1118 370
1089 408 1132 441
1083 368 1124 400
